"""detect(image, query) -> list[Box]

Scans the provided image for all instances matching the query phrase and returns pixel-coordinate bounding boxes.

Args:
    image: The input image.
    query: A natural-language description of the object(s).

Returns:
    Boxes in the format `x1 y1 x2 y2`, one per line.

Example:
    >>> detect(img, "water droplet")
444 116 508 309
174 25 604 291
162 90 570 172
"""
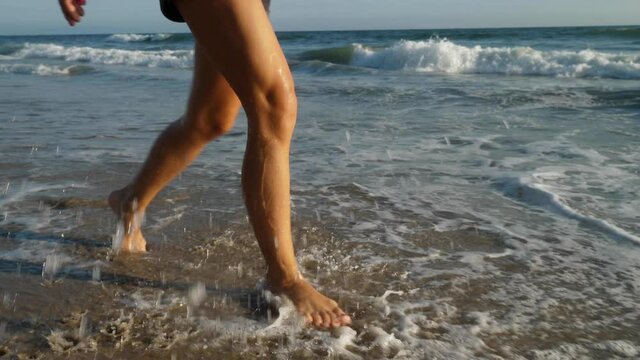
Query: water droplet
444 136 450 146
237 262 244 278
42 254 61 278
345 130 351 143
112 222 124 251
78 313 89 338
502 119 510 129
92 265 101 282
2 293 13 308
188 282 206 307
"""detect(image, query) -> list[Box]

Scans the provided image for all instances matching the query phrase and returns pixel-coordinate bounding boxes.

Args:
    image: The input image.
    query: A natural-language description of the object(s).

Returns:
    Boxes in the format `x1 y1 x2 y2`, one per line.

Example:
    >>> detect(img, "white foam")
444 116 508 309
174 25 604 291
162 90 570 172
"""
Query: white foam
368 326 404 356
500 176 640 245
592 340 639 357
351 39 640 79
108 33 172 42
0 63 89 76
327 327 362 360
14 43 193 69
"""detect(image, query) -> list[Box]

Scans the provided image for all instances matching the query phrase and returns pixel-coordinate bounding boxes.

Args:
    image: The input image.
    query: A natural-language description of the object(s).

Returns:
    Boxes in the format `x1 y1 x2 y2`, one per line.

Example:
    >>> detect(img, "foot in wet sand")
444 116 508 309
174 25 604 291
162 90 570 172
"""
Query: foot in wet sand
272 278 352 329
108 187 147 253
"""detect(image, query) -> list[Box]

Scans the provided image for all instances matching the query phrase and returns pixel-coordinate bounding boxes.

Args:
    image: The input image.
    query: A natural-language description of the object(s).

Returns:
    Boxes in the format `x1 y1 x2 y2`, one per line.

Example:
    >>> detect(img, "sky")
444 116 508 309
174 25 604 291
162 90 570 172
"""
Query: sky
0 0 639 36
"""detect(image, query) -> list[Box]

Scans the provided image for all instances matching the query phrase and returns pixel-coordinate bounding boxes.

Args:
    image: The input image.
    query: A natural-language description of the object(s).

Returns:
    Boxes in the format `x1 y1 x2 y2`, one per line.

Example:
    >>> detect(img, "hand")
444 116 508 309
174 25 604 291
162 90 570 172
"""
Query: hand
58 0 86 27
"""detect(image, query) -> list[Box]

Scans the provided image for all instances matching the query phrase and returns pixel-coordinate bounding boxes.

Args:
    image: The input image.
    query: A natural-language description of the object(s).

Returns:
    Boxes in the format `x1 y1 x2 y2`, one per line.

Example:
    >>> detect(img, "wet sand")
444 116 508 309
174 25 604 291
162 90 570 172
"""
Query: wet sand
1 187 638 359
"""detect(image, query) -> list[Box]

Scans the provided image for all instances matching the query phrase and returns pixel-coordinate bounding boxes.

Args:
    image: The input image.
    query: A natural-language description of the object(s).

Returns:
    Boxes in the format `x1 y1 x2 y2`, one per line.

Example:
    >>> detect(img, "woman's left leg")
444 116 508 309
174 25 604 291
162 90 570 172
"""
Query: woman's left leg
109 44 241 252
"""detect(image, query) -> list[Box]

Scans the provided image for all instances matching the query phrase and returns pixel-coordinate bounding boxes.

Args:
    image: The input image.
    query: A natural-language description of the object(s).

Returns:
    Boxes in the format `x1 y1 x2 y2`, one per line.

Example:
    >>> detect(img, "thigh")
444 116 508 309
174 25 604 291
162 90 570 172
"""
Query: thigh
175 0 294 108
184 44 241 128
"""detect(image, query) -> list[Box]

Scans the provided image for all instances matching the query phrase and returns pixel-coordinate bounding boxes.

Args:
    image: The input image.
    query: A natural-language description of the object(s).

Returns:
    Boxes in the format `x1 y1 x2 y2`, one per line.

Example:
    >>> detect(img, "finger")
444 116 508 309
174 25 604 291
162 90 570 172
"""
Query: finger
77 5 85 17
64 0 81 22
63 13 75 26
61 5 78 24
69 10 81 23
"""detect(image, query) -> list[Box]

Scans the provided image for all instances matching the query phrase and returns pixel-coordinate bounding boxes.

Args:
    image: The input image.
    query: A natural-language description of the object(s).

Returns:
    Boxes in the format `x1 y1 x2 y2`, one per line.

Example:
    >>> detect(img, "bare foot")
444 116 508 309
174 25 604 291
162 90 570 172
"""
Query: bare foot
271 277 352 329
108 187 147 253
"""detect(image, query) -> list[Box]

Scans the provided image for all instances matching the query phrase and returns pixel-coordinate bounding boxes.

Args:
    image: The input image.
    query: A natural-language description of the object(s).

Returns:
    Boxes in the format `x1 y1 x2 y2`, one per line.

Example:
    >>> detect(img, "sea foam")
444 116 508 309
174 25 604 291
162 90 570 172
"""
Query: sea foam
14 43 193 69
498 176 640 245
349 39 640 79
0 63 92 76
108 33 173 42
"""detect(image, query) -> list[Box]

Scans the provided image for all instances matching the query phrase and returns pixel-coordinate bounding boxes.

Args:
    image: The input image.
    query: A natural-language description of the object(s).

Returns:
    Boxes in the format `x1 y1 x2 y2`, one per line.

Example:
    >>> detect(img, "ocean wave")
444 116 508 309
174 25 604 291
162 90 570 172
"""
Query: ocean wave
300 39 640 79
587 27 640 39
0 63 93 76
497 177 640 245
0 44 22 56
107 33 174 42
14 43 193 68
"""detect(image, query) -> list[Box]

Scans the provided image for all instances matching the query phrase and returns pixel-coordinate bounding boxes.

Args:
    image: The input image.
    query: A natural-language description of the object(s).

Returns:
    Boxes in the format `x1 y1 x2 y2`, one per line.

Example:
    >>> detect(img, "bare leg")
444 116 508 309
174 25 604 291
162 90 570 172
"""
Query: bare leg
175 0 351 328
108 45 241 252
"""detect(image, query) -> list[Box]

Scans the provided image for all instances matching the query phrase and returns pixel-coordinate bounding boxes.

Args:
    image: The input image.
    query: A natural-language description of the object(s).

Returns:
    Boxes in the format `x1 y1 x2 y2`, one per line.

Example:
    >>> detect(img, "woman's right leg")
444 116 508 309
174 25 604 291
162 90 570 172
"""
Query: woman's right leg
174 0 351 328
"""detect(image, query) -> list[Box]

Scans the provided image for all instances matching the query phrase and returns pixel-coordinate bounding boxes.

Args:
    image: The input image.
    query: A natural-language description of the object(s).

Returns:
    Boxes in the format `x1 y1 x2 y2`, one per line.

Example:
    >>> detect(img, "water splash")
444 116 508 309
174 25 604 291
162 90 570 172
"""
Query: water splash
42 254 61 278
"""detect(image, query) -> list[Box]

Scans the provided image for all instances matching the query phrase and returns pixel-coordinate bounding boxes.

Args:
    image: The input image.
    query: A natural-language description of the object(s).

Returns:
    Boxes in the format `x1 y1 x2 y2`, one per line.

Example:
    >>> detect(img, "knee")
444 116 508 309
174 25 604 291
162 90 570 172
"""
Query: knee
249 80 297 144
184 108 236 142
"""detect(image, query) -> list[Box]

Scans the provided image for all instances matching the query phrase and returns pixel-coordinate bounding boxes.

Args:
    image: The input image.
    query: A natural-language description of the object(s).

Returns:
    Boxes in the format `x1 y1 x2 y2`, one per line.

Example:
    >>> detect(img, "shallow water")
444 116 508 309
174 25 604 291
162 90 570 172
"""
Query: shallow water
1 26 639 359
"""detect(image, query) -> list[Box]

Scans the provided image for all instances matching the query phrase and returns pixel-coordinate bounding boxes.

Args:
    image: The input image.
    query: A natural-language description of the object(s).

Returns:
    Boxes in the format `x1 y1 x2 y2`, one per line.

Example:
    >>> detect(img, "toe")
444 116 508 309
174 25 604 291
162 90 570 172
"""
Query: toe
305 313 313 325
321 312 332 328
311 312 323 328
332 308 352 326
339 313 352 326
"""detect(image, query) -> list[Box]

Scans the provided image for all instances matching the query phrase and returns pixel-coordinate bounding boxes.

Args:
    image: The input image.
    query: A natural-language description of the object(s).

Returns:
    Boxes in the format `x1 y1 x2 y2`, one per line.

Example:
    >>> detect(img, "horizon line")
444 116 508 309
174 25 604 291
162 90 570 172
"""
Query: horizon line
0 23 638 37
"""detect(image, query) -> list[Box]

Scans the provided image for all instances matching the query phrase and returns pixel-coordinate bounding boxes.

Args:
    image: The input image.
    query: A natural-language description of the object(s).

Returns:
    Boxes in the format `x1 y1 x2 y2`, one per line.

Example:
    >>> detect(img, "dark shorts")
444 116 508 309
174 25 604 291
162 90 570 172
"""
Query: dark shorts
159 0 185 23
160 0 271 23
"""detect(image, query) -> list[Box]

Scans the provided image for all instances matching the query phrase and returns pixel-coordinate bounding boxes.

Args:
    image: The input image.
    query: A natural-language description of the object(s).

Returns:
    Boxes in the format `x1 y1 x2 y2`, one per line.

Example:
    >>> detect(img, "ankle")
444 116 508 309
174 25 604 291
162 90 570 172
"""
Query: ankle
112 185 144 215
267 268 304 291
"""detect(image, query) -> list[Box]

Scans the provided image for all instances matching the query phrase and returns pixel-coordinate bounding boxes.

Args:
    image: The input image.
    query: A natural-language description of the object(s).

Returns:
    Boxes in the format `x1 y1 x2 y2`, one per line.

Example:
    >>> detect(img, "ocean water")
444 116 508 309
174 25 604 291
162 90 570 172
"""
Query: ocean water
0 26 639 359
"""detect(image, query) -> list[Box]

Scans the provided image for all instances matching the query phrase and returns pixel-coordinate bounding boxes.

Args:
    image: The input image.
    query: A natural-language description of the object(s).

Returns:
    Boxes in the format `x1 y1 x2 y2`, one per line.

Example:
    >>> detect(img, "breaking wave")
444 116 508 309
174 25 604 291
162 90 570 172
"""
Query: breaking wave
0 63 93 76
107 33 179 42
497 176 640 245
13 43 193 69
300 39 640 79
